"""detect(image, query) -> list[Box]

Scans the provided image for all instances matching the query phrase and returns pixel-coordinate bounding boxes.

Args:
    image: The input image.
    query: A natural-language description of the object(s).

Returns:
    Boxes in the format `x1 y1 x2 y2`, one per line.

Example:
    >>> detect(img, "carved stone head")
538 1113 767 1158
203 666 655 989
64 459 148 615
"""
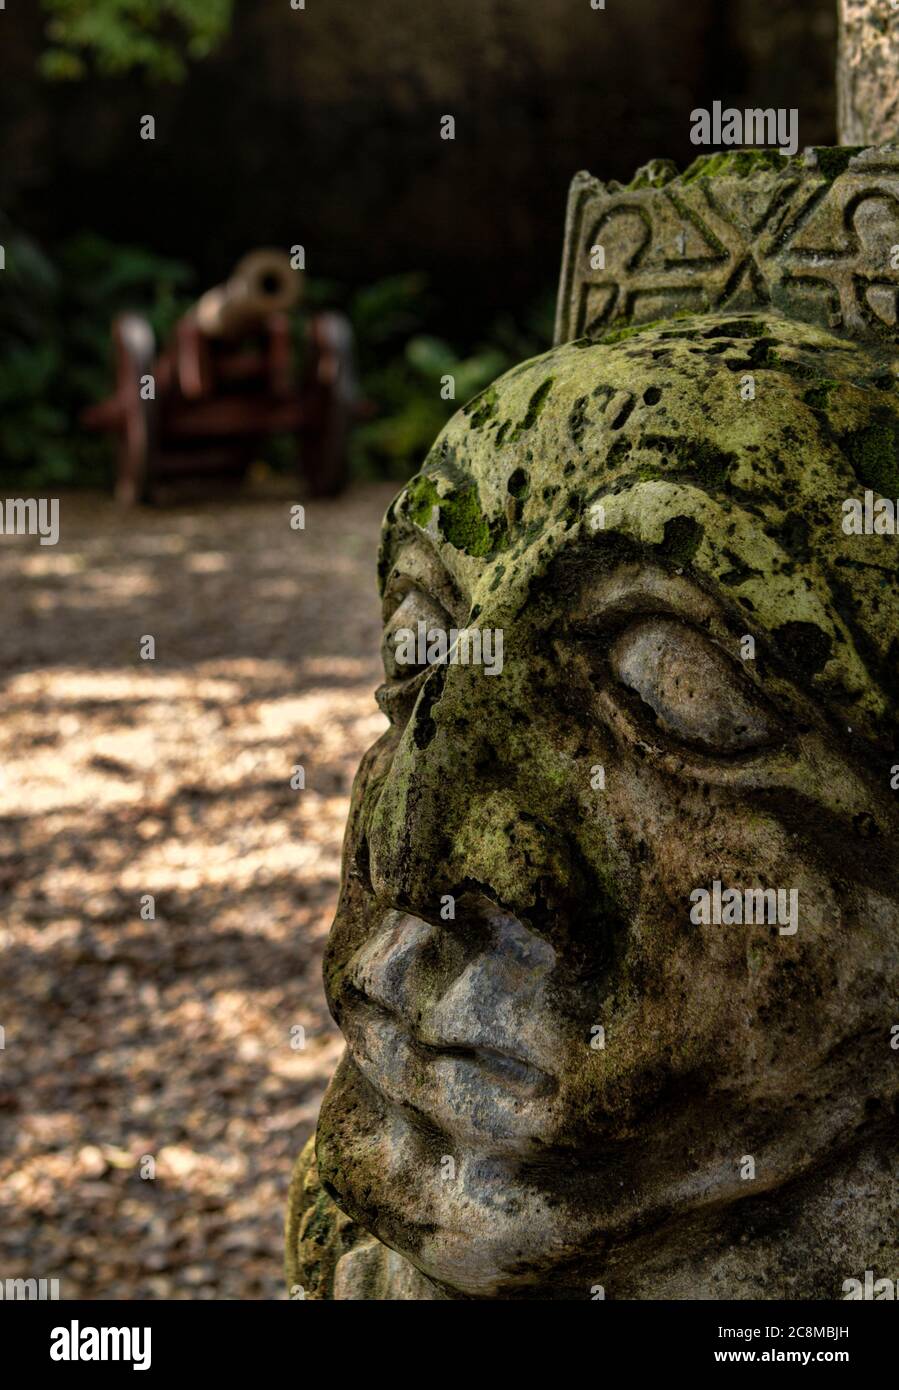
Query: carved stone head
288 149 899 1300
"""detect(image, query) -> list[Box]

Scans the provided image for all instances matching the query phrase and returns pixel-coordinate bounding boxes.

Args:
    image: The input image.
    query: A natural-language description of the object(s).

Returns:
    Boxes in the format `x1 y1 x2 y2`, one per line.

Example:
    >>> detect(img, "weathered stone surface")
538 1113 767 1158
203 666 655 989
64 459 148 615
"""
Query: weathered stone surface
554 146 899 348
286 1137 442 1299
288 296 899 1297
838 0 899 147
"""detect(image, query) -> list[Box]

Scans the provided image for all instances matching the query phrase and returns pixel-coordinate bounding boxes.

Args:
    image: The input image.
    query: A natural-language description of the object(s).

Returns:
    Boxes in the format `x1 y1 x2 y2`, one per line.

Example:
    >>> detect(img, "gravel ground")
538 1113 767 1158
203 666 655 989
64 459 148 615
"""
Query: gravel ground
0 481 395 1299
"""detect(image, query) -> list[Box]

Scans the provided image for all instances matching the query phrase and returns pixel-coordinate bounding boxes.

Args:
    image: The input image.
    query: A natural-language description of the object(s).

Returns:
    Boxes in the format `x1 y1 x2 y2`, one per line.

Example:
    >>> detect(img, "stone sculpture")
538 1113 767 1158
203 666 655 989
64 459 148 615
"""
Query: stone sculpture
287 14 899 1302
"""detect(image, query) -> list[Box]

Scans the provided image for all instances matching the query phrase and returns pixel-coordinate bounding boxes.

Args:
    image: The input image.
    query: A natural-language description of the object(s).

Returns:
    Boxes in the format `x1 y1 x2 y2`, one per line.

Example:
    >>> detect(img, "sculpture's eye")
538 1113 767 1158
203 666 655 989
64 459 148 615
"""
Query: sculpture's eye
610 616 780 754
382 587 453 682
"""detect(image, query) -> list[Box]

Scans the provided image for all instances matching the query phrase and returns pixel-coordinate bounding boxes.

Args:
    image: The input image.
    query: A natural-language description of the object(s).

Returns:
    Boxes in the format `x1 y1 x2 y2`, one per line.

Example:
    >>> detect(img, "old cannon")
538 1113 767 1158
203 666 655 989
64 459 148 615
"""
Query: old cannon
83 249 363 505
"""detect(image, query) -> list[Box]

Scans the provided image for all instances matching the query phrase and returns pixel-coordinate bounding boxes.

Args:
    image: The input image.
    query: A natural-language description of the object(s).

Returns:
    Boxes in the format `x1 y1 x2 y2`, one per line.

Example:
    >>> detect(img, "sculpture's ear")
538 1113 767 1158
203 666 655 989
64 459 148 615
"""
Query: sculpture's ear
555 147 899 349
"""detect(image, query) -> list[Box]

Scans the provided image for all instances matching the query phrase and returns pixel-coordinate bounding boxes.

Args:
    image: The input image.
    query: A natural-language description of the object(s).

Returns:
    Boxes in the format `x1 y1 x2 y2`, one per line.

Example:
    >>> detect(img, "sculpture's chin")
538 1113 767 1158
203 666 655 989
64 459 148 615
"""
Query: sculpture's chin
315 1038 880 1298
315 1050 742 1299
315 1051 605 1298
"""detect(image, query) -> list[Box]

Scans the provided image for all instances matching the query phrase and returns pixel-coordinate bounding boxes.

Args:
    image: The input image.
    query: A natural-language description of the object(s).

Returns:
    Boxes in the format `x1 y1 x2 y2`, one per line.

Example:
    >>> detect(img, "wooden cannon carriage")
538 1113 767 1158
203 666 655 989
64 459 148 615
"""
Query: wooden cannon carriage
83 249 363 504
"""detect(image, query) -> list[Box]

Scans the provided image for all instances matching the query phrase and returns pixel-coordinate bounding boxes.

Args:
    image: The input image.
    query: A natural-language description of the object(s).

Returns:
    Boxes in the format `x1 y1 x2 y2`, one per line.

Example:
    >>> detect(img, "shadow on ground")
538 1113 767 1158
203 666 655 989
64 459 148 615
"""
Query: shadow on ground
0 482 395 1299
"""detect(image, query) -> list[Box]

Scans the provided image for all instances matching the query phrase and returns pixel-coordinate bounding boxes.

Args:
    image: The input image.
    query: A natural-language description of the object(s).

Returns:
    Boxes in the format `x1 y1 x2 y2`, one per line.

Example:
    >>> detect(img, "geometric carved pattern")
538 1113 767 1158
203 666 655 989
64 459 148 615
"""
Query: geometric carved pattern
553 145 899 347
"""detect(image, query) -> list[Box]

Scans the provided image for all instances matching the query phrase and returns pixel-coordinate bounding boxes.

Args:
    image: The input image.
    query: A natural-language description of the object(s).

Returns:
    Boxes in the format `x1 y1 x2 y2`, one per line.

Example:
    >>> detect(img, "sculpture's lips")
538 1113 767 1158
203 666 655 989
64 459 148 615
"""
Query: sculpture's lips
342 992 556 1122
335 907 560 1136
345 1000 553 1095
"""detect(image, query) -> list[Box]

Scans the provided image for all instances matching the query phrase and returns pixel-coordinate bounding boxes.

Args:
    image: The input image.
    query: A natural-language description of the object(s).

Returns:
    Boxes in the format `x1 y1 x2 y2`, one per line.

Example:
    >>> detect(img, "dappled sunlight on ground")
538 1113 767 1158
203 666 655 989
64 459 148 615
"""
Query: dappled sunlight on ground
0 483 394 1298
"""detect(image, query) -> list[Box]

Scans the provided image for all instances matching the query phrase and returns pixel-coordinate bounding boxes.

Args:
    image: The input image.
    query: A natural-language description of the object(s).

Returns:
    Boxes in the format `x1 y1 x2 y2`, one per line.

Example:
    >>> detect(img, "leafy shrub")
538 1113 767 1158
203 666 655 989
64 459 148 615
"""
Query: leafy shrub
0 216 193 489
345 275 555 481
39 0 234 82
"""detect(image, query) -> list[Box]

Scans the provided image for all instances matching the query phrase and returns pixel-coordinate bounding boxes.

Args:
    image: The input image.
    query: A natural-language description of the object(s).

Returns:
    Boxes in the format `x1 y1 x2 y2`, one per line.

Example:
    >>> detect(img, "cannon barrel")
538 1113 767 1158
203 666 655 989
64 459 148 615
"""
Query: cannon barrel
194 248 301 339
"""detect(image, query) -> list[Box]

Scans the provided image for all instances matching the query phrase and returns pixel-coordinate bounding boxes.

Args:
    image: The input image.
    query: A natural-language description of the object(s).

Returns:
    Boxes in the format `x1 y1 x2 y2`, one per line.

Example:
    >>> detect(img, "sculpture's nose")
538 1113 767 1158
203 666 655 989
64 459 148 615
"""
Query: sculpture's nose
364 665 565 928
364 769 432 917
345 901 558 1083
350 901 554 1012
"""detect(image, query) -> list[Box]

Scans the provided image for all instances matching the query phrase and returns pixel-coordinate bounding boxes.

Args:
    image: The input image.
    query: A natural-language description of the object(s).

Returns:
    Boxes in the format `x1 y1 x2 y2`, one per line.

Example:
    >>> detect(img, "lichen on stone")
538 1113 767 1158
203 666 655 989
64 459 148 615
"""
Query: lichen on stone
388 309 899 748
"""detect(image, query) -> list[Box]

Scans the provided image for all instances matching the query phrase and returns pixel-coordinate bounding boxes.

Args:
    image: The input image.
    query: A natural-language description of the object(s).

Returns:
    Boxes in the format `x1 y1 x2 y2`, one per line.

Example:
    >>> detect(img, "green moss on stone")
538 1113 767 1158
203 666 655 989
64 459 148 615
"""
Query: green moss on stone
441 488 485 554
569 395 590 444
803 380 841 410
680 149 788 184
407 473 508 558
465 386 499 430
774 621 832 676
599 320 657 346
640 433 736 489
842 421 899 497
627 158 678 190
507 467 530 500
406 475 441 528
599 314 696 346
387 309 898 747
513 378 554 437
812 146 863 181
658 514 704 566
705 319 767 339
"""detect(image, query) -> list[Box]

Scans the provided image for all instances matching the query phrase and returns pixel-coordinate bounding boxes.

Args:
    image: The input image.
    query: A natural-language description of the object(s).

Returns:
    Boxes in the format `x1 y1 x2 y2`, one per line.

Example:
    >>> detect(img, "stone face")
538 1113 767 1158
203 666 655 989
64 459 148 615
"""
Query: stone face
288 159 899 1300
554 146 899 349
838 0 899 147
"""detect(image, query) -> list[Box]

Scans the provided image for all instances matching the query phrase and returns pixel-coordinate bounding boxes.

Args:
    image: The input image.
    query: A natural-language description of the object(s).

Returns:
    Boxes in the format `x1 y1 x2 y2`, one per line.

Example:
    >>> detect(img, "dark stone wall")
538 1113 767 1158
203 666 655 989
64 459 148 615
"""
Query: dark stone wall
0 0 837 323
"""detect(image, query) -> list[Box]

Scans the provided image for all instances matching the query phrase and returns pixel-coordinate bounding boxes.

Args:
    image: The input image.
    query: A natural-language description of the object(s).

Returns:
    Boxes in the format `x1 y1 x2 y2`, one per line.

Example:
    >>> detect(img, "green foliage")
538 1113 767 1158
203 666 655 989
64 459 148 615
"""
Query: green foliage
0 216 193 488
346 276 555 482
39 0 234 82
